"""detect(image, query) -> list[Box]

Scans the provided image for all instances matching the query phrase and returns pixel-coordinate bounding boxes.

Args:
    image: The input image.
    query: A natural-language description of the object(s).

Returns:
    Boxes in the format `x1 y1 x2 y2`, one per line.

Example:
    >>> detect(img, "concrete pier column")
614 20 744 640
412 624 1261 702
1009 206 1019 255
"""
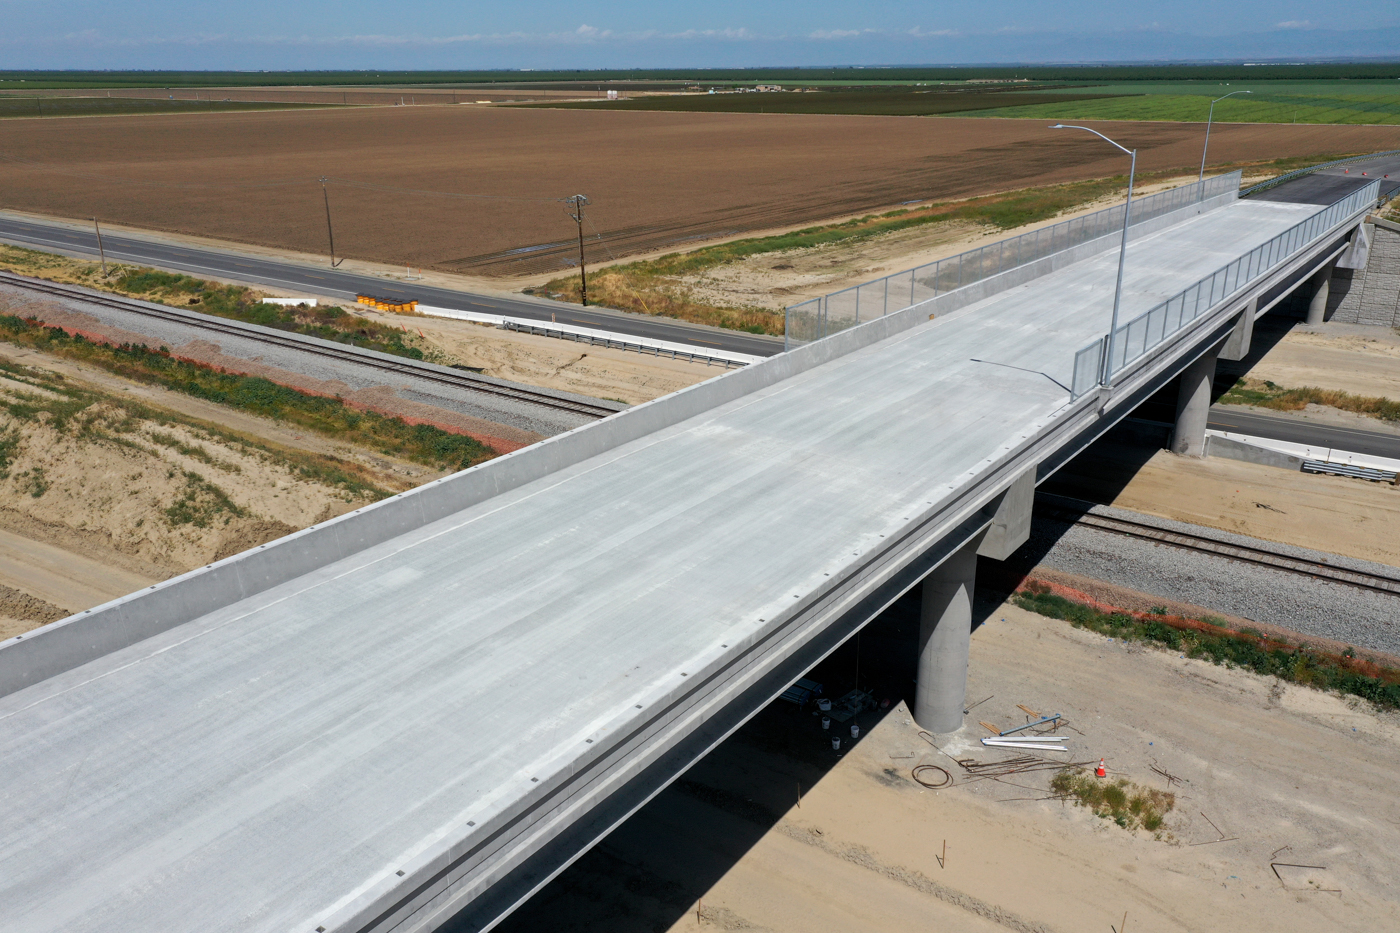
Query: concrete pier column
1171 345 1218 458
914 538 979 733
1306 260 1336 325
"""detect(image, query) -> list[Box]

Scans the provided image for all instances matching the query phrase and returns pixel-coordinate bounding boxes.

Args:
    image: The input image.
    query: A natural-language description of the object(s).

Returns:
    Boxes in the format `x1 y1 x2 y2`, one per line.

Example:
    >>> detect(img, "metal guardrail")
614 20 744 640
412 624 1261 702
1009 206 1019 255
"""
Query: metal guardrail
1302 460 1400 484
1069 179 1381 399
783 171 1241 350
1239 150 1400 198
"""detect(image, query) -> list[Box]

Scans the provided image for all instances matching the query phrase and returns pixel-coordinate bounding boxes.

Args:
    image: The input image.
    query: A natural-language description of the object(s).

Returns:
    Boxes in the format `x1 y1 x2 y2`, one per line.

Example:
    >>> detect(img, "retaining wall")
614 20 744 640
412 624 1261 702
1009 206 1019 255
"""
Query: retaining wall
1329 219 1400 327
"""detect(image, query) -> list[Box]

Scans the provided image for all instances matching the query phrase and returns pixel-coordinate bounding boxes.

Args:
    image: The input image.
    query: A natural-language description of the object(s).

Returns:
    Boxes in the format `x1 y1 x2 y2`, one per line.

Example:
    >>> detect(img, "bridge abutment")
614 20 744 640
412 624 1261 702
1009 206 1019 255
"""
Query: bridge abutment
1171 345 1219 458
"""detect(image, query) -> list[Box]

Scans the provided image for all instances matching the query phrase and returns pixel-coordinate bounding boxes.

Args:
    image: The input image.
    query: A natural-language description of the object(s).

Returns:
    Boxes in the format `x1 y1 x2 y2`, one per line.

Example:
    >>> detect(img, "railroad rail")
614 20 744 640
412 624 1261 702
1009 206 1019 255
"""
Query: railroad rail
1037 494 1400 598
0 272 621 420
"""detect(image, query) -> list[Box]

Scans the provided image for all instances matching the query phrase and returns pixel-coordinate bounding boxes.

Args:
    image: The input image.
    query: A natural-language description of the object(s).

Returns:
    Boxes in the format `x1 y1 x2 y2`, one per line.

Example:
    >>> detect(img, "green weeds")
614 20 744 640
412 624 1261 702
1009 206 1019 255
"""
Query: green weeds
0 315 495 473
1014 583 1400 710
163 470 243 527
1050 770 1174 832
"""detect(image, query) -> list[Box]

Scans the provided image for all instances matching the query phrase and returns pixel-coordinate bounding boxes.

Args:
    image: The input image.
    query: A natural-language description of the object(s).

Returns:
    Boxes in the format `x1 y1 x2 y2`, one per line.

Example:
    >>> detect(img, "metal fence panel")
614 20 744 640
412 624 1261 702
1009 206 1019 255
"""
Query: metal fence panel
1080 179 1379 377
1071 339 1104 398
784 171 1243 348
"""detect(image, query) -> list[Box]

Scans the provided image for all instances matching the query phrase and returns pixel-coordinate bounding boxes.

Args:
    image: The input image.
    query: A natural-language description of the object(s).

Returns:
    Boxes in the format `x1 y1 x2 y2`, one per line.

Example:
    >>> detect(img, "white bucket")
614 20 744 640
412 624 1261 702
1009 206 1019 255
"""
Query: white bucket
817 698 831 712
831 737 841 750
821 717 830 730
850 724 860 739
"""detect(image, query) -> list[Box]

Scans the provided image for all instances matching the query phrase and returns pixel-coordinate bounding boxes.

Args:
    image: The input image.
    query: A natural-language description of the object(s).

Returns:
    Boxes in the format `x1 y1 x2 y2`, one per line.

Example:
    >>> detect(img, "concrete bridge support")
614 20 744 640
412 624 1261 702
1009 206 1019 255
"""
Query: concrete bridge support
1171 345 1219 458
914 470 1034 733
1306 259 1337 325
915 537 978 733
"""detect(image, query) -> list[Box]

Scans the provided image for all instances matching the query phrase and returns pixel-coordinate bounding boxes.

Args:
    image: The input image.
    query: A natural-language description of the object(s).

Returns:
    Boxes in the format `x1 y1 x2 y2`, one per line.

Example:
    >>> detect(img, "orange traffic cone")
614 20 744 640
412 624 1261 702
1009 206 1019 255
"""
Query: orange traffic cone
1095 759 1107 778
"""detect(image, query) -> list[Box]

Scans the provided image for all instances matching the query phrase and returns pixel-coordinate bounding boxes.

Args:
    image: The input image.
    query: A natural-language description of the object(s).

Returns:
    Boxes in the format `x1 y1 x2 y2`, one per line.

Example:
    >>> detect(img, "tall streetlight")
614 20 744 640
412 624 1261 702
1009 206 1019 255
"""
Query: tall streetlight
1199 90 1251 187
1050 124 1136 386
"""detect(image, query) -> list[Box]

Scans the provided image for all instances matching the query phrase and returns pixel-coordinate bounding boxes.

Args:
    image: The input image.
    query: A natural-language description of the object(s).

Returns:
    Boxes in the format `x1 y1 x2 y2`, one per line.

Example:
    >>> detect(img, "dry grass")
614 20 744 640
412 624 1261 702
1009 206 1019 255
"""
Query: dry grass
1220 377 1400 423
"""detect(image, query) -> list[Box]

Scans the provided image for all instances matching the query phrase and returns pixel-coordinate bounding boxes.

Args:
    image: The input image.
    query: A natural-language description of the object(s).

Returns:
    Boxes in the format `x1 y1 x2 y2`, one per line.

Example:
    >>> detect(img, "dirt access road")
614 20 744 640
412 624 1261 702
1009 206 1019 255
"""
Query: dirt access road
502 596 1400 933
1 106 1396 275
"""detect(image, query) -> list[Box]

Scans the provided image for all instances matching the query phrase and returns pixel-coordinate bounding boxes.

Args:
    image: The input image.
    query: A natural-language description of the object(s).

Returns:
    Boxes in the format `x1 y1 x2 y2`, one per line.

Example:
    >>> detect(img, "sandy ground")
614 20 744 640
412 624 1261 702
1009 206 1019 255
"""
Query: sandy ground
0 343 435 634
2 106 1395 275
1246 323 1400 400
680 175 1212 311
503 596 1400 933
378 310 724 405
1044 442 1400 568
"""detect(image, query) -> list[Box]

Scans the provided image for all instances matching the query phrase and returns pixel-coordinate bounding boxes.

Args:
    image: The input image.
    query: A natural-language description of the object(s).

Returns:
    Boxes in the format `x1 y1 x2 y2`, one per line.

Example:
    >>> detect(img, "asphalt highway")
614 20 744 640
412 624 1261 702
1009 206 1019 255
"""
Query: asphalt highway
0 214 784 358
1208 405 1400 461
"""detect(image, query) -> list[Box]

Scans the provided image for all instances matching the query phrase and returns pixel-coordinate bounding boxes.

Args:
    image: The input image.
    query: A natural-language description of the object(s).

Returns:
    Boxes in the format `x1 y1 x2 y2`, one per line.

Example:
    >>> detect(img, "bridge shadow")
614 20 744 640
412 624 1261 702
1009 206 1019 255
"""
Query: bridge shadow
487 586 929 933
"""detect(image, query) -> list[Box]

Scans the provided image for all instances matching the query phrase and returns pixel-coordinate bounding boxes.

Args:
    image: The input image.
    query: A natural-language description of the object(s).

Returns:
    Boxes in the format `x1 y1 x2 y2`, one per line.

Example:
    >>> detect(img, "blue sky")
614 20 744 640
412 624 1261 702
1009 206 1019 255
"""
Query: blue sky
4 1 1399 70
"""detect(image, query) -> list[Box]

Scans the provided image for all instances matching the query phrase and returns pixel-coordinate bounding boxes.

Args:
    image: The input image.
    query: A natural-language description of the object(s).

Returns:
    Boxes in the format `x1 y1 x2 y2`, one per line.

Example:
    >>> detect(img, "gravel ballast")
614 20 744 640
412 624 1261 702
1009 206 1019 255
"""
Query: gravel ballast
1016 497 1400 656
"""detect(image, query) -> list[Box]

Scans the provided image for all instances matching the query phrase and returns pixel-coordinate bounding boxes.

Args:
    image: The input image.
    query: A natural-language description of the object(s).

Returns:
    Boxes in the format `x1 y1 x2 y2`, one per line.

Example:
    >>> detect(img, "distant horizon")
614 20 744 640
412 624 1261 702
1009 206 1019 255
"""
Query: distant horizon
6 2 1400 71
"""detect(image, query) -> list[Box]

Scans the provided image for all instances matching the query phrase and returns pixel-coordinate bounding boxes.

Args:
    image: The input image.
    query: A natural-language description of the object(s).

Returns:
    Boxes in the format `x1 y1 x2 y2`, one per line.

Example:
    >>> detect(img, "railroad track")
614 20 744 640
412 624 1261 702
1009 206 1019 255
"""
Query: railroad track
0 272 620 421
1037 494 1400 598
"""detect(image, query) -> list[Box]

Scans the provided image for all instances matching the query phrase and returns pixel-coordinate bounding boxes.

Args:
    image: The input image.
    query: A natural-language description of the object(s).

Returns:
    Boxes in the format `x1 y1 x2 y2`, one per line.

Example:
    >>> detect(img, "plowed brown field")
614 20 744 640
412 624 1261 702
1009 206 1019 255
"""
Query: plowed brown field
1 106 1396 276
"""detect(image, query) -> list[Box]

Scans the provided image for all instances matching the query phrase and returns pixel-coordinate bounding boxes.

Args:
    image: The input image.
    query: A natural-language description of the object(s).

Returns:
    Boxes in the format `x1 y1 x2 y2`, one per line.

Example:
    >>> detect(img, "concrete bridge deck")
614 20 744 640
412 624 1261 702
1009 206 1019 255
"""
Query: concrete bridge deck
0 179 1376 933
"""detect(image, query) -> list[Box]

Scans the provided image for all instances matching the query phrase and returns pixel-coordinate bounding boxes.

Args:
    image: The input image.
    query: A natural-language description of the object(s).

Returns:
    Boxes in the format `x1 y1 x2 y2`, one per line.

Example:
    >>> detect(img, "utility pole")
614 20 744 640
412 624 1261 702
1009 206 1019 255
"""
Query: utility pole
319 177 343 267
93 218 107 276
566 195 590 306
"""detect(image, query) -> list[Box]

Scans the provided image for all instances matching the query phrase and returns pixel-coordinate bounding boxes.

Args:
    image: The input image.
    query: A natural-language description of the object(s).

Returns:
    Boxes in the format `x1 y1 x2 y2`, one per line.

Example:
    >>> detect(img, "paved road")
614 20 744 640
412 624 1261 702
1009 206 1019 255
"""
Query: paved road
1251 152 1400 205
1208 405 1400 461
0 215 784 358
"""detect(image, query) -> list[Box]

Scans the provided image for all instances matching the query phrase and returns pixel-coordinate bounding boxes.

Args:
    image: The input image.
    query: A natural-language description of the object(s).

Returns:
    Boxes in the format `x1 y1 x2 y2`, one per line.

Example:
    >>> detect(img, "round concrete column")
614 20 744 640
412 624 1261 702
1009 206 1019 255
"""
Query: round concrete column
914 539 978 733
1171 345 1218 458
1306 260 1335 325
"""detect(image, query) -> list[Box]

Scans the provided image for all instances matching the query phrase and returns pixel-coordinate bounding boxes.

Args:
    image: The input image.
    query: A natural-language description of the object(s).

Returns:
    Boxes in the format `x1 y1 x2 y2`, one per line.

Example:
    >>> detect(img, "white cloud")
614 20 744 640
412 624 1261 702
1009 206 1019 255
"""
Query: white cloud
1274 20 1312 29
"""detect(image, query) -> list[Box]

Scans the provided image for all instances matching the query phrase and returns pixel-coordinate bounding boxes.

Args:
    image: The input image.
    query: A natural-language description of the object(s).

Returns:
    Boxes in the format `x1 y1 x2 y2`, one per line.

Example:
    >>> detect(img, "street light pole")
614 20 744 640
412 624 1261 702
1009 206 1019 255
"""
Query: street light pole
1199 90 1251 189
1050 124 1136 387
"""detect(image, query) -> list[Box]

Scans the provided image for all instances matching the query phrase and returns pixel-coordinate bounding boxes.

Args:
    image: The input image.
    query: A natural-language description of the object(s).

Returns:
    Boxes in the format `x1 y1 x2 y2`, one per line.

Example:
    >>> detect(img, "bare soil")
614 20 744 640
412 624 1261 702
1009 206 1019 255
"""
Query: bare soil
503 596 1400 933
1048 443 1400 568
1246 323 1400 400
1 107 1395 275
383 310 724 406
0 344 425 636
679 176 1207 311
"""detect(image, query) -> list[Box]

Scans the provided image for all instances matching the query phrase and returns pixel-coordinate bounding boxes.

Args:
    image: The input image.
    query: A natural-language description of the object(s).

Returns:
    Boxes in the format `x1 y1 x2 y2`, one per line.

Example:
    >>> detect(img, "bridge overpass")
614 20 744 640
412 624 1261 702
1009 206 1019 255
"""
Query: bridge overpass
0 168 1383 933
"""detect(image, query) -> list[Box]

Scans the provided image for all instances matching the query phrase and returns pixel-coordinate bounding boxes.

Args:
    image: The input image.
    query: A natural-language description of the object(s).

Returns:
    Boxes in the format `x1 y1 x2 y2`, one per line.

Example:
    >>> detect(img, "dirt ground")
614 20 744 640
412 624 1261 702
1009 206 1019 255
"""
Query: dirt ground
501 595 1400 933
370 310 724 406
0 342 434 636
1 106 1395 275
1045 441 1400 569
1245 323 1400 400
680 175 1215 311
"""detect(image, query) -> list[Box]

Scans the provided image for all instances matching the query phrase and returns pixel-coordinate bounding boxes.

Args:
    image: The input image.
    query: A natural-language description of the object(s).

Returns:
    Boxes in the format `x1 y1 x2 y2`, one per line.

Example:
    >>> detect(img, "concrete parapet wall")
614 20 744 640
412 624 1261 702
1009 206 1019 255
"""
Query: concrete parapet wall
0 188 1239 700
1205 434 1306 470
1329 219 1400 326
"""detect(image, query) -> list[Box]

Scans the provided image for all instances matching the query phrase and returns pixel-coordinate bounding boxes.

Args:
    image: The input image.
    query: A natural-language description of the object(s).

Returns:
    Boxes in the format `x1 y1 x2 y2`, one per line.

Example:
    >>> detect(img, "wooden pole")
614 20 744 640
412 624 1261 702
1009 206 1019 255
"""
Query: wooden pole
93 218 107 276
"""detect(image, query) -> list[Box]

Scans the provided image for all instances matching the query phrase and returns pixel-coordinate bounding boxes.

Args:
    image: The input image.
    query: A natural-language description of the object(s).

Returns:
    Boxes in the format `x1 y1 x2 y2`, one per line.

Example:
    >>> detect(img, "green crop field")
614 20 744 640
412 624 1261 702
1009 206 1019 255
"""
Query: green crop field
1 63 1398 90
517 87 1129 117
954 80 1400 124
0 96 335 119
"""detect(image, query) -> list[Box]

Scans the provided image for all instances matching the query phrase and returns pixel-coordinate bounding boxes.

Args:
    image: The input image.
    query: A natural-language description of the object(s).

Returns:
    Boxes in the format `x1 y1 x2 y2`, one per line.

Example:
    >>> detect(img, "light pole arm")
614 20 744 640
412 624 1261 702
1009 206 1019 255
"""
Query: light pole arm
1199 90 1250 184
1049 124 1133 157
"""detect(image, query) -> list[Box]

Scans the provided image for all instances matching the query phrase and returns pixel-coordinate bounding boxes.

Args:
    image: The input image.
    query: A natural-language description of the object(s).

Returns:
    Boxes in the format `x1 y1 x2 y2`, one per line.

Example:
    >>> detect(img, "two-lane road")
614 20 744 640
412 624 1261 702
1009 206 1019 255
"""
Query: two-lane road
1208 405 1400 461
0 214 784 359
